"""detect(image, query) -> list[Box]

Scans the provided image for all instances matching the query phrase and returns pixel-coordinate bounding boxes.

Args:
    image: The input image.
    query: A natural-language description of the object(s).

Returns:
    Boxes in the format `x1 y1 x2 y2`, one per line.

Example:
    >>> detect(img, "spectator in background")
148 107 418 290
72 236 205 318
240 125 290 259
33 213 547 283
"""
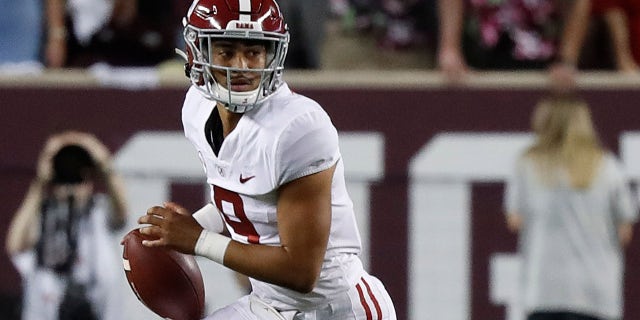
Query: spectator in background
549 0 640 92
547 0 591 92
437 0 593 87
593 1 640 72
45 0 176 68
504 96 638 320
556 0 640 73
0 0 44 71
337 0 437 51
377 0 437 50
6 131 128 320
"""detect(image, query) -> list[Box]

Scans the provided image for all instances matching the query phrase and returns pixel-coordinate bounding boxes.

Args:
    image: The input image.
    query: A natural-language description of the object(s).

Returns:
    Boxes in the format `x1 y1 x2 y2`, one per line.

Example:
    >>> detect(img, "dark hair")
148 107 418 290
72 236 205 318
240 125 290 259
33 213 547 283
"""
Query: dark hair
52 145 96 184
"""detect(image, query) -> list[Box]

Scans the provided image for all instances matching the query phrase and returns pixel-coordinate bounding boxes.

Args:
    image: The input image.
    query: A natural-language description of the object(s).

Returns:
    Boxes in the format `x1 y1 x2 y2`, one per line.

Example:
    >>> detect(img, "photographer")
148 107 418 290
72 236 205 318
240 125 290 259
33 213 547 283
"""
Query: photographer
6 131 127 320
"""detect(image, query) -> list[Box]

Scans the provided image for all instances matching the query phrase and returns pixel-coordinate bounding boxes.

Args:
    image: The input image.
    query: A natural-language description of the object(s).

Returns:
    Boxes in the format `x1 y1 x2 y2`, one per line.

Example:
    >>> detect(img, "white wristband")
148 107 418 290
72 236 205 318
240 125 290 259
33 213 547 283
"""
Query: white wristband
194 230 231 265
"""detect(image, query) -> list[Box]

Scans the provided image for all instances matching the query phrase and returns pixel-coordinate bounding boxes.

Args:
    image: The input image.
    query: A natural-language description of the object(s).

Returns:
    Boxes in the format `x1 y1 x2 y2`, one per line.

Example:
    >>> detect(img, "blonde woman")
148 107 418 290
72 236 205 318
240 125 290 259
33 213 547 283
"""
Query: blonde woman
504 96 638 320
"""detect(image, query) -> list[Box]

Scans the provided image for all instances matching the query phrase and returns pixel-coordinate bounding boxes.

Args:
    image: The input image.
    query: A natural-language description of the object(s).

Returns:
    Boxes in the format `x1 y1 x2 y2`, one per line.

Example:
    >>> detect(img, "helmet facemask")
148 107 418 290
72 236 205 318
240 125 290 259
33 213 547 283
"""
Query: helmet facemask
183 22 289 113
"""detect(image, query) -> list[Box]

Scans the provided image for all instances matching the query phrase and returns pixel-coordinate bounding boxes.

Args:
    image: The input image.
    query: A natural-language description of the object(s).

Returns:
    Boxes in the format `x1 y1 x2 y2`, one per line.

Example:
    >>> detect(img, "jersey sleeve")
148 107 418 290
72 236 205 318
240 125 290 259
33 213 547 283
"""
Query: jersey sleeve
181 86 203 143
275 110 340 186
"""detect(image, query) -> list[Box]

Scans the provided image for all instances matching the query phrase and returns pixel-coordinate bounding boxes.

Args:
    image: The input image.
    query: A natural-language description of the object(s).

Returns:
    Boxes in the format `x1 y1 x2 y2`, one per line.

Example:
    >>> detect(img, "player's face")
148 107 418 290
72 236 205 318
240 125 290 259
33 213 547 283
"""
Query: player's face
209 40 268 92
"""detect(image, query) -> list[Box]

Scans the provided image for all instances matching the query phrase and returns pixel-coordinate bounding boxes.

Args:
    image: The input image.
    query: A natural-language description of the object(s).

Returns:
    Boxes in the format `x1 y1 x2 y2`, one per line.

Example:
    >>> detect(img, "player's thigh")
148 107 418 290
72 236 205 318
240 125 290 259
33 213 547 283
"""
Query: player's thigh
350 274 396 320
318 273 396 320
203 295 257 320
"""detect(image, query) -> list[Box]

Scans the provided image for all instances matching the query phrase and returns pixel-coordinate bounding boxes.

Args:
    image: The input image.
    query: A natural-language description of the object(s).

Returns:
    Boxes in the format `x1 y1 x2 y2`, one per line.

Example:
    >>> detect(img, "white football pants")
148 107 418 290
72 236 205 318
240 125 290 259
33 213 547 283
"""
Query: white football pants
203 273 397 320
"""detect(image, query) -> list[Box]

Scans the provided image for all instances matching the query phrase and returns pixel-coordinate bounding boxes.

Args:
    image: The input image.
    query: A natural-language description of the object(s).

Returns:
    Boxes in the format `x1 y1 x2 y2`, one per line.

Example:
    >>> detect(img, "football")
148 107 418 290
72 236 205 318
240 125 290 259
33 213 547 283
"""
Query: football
122 228 205 320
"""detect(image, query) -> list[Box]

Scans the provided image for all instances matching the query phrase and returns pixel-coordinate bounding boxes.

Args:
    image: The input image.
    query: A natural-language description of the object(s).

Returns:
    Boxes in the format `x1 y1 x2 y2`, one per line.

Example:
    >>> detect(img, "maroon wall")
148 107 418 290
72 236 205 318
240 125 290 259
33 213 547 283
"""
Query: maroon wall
1 85 639 319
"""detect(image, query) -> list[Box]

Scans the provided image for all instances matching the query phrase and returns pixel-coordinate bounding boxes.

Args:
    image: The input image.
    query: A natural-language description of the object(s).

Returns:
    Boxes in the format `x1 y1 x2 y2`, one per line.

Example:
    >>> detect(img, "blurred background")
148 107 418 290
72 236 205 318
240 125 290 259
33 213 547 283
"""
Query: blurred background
2 0 640 319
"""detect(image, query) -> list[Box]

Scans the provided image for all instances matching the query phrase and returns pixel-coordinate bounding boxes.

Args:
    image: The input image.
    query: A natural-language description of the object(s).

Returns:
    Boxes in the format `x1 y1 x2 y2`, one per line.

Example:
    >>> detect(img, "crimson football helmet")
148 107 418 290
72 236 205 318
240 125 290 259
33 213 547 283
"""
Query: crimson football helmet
180 0 289 113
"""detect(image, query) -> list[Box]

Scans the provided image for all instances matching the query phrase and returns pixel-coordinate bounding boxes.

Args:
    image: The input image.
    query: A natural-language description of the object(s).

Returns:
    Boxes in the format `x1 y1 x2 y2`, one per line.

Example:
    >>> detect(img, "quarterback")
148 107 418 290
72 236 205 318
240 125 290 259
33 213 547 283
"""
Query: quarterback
137 0 397 319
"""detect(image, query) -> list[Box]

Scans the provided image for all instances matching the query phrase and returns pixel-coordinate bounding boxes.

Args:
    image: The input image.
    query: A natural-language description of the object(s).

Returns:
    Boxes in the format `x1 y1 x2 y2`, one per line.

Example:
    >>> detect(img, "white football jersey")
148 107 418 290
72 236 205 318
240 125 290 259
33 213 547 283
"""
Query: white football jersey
182 83 365 311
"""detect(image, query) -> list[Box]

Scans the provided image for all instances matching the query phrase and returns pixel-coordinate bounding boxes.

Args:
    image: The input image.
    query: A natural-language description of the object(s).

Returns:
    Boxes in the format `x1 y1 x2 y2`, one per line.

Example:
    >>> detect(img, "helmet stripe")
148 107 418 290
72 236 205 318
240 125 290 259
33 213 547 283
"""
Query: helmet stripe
239 0 251 21
187 0 198 19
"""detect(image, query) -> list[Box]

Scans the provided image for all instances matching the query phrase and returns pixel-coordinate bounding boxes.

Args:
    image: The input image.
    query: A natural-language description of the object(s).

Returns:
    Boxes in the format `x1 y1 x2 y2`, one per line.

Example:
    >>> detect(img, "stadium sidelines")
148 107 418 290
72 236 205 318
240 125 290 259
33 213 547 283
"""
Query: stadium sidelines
1 70 638 320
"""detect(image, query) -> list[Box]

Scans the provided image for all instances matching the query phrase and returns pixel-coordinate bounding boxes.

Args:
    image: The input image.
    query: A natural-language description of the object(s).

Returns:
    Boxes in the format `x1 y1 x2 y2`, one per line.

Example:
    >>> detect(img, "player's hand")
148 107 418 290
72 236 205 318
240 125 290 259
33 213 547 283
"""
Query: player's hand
138 203 203 254
164 201 192 216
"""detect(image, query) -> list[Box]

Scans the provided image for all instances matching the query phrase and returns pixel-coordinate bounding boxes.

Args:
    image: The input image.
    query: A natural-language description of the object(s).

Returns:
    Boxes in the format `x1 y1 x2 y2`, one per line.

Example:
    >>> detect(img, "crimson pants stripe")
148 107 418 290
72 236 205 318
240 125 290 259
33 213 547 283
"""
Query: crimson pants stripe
362 277 383 319
356 282 373 320
357 277 383 320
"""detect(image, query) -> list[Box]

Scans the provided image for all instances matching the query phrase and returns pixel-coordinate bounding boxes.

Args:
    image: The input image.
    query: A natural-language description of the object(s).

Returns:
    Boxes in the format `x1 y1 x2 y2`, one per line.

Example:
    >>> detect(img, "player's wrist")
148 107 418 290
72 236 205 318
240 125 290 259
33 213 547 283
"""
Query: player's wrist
194 229 231 264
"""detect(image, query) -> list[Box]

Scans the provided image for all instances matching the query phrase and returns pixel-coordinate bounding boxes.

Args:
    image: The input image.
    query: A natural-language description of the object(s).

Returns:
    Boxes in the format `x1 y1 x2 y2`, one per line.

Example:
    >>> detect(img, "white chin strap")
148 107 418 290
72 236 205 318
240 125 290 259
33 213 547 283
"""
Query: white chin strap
214 83 261 113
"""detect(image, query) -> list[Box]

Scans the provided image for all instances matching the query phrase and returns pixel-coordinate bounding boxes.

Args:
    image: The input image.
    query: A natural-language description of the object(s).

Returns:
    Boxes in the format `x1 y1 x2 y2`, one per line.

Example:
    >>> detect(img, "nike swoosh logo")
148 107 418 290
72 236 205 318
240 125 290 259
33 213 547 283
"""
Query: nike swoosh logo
239 174 255 183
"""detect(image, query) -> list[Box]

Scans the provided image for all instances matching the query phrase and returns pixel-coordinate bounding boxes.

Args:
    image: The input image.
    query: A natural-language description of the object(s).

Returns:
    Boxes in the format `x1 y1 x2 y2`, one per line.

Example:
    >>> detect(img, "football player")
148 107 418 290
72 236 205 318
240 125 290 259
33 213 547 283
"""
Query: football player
137 0 397 319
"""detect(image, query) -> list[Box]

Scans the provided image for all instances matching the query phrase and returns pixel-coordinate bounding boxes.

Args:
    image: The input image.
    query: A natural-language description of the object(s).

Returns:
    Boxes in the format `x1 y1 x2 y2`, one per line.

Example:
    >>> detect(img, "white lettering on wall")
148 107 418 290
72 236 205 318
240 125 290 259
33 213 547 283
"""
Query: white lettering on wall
409 132 534 320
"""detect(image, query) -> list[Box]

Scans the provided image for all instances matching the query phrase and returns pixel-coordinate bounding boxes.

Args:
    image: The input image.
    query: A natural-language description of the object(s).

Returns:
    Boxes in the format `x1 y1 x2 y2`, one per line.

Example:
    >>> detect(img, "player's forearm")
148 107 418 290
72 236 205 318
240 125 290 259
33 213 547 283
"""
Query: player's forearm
194 229 323 293
223 241 324 293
